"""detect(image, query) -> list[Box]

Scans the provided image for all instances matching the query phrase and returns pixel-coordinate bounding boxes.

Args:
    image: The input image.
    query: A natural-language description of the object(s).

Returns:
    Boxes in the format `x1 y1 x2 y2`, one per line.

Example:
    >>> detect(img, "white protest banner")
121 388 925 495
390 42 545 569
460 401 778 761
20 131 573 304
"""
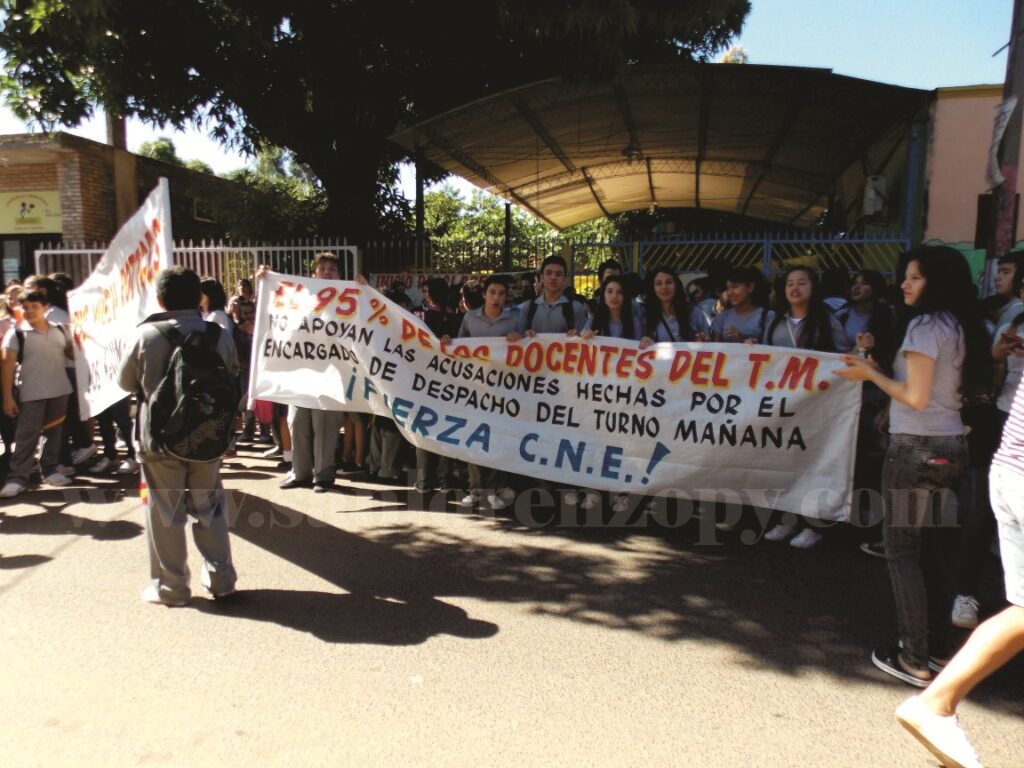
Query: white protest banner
251 272 862 519
68 179 174 418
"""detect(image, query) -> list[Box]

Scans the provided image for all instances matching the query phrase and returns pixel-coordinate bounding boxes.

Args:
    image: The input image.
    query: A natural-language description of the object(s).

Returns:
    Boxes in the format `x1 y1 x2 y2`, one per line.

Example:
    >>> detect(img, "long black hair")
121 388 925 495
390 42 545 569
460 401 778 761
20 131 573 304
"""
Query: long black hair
200 277 228 312
837 269 896 368
766 266 838 352
726 265 770 309
897 246 992 399
589 275 638 340
642 266 695 341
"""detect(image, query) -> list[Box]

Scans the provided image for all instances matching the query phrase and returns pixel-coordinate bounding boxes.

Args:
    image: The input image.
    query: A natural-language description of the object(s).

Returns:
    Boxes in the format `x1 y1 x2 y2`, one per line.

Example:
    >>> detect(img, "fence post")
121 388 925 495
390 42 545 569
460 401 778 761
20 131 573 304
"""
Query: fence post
762 233 773 278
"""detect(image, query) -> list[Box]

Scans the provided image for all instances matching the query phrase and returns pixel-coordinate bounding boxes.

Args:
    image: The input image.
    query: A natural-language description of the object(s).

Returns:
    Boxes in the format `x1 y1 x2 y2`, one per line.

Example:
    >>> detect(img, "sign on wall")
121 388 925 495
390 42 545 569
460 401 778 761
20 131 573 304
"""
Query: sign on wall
0 190 62 234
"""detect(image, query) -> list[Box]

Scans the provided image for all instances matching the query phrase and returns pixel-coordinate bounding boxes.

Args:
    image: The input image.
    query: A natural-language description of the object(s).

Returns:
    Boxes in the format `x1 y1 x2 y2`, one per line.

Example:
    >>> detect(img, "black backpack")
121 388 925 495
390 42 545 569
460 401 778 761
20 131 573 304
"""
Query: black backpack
147 322 240 462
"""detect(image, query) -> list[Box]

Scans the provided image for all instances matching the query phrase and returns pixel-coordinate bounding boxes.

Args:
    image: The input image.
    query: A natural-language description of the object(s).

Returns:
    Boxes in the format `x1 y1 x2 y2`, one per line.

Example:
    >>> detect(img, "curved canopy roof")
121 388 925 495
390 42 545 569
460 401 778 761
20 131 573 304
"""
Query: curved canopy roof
390 64 930 230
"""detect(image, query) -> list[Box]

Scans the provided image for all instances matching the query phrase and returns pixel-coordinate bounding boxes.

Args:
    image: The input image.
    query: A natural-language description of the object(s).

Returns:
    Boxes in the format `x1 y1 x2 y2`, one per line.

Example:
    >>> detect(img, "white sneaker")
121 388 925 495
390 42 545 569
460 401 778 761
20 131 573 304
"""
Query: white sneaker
789 529 824 549
562 491 579 506
764 522 798 542
951 595 980 629
580 493 600 510
117 458 139 474
499 486 516 501
486 494 507 510
43 472 72 487
71 445 97 465
1 481 25 498
895 696 982 768
55 464 76 477
611 494 629 514
141 584 191 608
459 492 479 507
91 457 115 473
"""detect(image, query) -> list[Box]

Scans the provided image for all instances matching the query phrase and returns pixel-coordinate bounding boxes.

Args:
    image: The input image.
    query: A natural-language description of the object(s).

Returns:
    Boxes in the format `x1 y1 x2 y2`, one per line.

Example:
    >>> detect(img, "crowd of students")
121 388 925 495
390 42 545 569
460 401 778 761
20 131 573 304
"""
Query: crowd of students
2 246 1023 767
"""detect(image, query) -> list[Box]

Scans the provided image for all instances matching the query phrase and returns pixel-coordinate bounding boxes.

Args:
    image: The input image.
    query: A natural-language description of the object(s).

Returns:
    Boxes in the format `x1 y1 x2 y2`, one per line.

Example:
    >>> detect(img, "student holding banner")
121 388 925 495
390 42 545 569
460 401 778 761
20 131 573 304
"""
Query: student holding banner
762 266 850 549
836 246 992 689
279 253 346 493
512 255 588 338
638 265 710 344
710 266 774 344
444 275 520 509
576 275 643 513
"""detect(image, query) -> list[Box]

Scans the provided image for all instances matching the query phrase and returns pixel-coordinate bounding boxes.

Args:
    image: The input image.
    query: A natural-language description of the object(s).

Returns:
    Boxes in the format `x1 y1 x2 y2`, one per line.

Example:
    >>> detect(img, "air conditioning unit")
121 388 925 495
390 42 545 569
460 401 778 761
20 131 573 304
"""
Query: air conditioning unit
863 175 887 216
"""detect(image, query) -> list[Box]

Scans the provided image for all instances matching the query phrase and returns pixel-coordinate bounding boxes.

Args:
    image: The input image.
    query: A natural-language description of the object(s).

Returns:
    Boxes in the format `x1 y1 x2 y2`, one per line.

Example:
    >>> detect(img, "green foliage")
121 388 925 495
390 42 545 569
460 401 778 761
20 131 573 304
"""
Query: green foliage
137 136 182 165
0 0 750 240
214 148 326 240
419 183 622 244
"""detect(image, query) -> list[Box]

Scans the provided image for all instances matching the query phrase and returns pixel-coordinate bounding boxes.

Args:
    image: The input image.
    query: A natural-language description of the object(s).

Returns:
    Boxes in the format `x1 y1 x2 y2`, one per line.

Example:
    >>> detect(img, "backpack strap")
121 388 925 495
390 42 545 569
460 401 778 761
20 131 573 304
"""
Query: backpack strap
15 329 25 367
526 300 539 331
152 321 186 351
201 322 222 347
562 300 575 331
758 307 770 343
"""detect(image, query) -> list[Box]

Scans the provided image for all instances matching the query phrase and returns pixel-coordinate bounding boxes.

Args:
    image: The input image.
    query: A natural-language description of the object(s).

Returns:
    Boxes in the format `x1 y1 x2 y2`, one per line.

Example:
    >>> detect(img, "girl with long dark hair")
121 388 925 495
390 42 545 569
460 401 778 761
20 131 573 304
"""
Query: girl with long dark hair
638 266 710 348
761 267 850 548
834 270 896 365
575 276 643 512
836 245 992 688
763 266 849 353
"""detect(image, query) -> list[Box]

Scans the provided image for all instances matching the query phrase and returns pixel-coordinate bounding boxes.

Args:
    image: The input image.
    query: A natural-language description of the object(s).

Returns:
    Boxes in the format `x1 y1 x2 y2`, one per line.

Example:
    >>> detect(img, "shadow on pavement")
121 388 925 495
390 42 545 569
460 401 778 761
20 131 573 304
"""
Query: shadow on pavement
195 589 497 645
225 489 1023 715
0 553 52 570
0 507 142 541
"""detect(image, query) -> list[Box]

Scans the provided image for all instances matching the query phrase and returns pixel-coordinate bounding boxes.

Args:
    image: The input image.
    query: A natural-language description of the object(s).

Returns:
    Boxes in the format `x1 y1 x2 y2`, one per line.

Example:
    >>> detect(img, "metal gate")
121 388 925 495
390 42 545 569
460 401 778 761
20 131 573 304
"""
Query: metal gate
34 239 359 288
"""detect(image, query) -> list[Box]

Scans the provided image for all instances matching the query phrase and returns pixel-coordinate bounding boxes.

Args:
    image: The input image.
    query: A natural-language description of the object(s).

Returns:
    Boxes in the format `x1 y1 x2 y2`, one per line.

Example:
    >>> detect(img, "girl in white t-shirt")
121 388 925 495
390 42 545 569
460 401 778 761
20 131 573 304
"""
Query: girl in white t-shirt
835 246 991 689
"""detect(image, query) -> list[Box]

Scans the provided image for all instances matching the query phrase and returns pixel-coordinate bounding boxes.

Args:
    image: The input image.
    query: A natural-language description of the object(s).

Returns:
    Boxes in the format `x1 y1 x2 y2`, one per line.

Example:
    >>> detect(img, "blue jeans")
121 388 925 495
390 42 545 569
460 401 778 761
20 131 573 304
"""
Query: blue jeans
882 433 969 667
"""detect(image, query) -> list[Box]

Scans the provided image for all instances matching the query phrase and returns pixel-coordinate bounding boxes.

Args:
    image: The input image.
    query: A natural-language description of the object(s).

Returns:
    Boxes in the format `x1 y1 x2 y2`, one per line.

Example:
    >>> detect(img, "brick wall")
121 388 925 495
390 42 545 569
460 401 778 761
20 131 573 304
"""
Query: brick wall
0 162 58 192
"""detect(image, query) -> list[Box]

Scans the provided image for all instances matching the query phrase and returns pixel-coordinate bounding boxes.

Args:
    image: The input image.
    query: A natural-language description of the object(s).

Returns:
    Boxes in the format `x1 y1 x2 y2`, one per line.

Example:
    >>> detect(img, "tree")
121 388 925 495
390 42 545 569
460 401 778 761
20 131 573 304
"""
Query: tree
0 1 750 244
137 136 182 165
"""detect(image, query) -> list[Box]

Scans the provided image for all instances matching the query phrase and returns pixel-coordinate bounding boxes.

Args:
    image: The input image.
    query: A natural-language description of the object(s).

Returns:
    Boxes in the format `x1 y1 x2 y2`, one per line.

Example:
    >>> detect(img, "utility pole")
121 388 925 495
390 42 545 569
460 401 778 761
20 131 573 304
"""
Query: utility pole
987 0 1024 285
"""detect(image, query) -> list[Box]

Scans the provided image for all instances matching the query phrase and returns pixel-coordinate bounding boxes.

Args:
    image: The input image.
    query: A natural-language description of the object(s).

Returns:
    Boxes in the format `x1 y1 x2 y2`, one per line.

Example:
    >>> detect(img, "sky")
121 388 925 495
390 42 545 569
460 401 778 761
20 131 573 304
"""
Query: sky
0 0 1014 192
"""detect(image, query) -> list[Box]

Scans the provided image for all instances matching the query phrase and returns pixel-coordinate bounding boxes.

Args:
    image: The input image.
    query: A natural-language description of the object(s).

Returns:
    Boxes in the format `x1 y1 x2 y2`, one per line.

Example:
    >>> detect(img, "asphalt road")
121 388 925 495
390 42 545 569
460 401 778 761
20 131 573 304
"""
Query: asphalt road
1 445 1021 767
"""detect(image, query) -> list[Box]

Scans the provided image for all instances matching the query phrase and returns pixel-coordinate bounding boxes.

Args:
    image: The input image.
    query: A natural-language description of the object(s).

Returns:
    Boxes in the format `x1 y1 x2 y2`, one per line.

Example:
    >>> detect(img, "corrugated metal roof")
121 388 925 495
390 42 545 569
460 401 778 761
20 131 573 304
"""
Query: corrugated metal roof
390 64 930 229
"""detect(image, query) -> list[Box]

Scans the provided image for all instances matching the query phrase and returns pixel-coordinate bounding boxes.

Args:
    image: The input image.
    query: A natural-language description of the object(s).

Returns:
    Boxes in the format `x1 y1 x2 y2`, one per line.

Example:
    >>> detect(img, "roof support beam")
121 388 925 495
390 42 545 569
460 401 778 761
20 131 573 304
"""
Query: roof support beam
740 101 802 216
614 84 642 159
418 127 562 230
694 71 713 209
581 167 614 221
646 158 657 209
512 96 577 174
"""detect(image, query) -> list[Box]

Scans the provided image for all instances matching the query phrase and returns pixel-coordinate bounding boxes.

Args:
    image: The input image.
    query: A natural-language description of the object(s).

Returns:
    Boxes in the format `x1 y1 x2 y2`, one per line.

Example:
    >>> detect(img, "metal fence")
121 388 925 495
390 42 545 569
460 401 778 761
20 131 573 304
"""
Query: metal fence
638 231 910 280
34 238 359 287
35 231 910 291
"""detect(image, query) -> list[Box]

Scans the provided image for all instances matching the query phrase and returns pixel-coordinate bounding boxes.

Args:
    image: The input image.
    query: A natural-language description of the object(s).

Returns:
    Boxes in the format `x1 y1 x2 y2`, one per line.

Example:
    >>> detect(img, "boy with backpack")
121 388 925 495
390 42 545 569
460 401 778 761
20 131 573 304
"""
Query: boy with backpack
118 266 239 607
510 254 588 338
1 290 75 497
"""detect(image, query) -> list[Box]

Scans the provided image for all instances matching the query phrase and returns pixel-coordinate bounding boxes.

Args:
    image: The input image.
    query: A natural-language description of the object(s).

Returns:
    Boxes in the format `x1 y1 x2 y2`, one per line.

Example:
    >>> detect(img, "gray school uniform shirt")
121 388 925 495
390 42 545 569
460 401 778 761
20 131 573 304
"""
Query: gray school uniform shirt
646 306 712 341
889 313 965 436
710 306 774 343
458 306 521 339
516 295 588 334
762 312 851 352
2 322 73 402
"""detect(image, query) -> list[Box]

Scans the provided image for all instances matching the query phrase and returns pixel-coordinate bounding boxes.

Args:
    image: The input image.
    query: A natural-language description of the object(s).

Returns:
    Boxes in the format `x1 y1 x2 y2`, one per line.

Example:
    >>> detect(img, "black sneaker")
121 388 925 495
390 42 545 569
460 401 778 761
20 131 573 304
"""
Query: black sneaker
313 482 334 494
872 646 932 688
860 541 886 559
